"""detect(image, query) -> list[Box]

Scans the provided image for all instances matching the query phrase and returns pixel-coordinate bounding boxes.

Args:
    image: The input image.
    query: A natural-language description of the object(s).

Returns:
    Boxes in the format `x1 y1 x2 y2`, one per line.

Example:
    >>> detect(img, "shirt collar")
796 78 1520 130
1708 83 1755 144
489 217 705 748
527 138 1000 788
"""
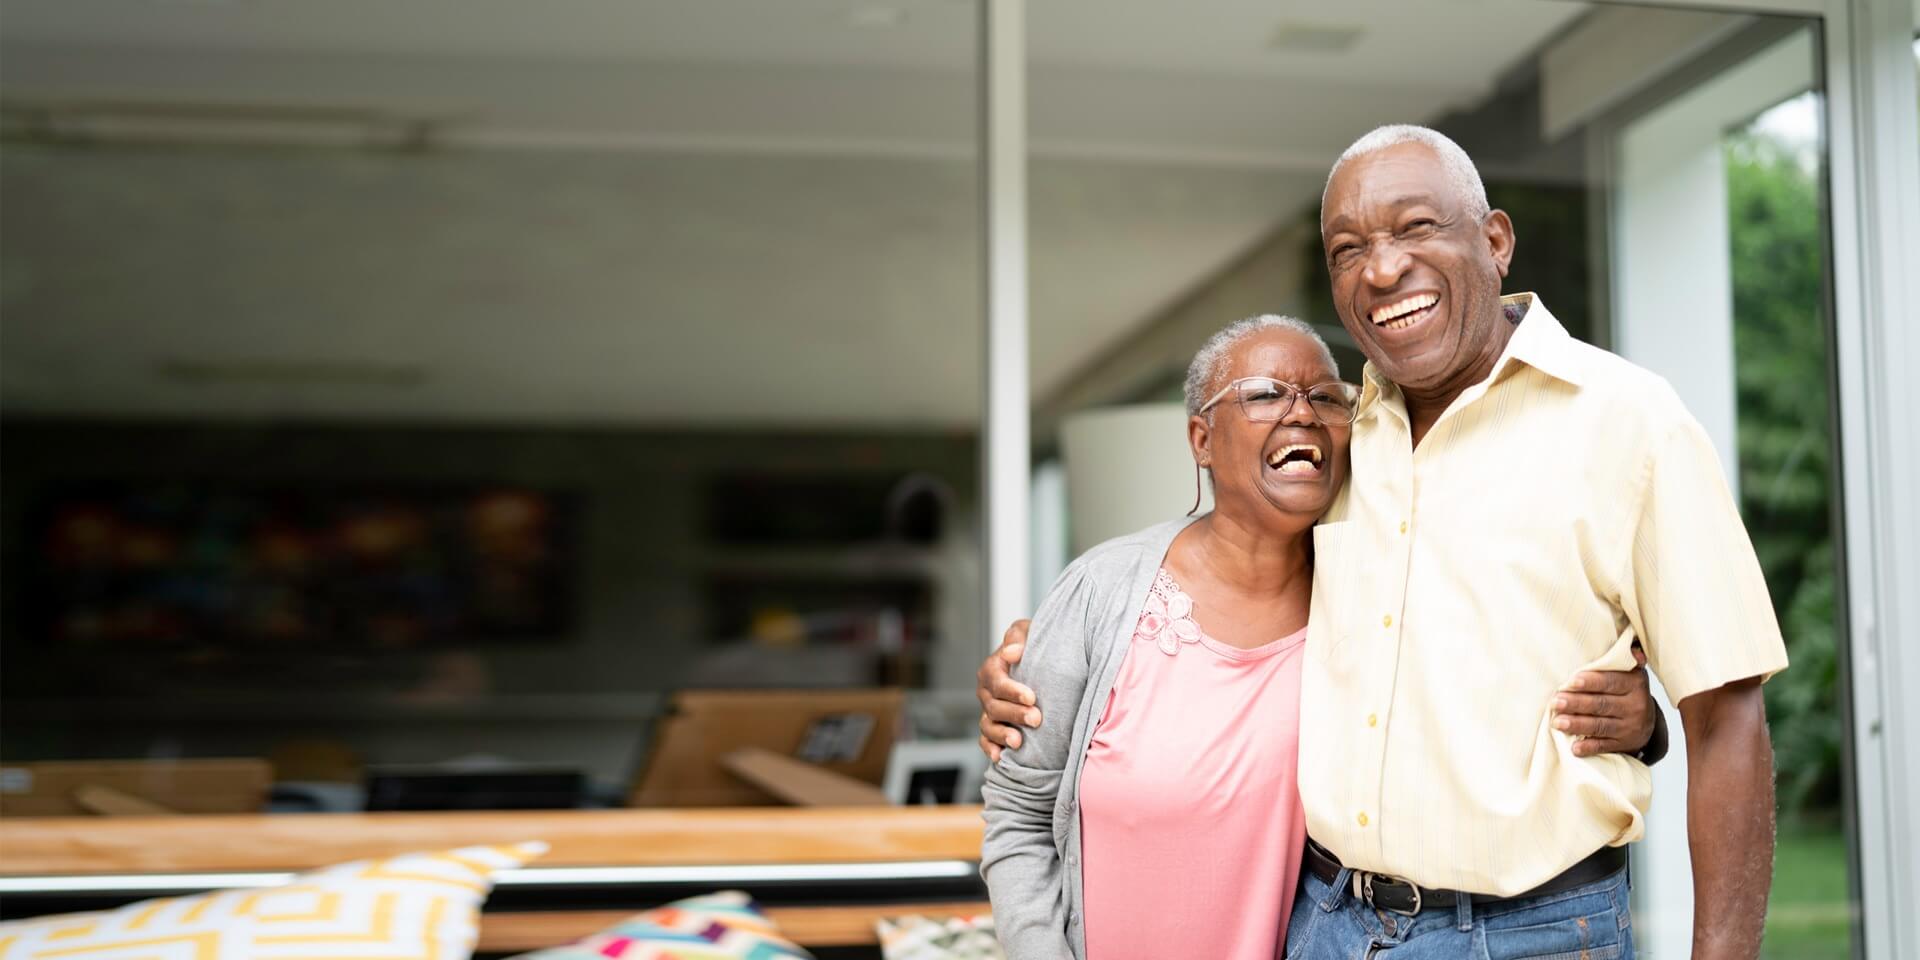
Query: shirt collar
1489 293 1586 388
1356 292 1584 417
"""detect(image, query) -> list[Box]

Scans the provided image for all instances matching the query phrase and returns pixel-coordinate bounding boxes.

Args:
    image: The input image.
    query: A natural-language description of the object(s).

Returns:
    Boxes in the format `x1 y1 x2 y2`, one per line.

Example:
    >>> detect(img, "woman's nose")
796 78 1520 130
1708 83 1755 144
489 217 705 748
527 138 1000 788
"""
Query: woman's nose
1279 392 1320 425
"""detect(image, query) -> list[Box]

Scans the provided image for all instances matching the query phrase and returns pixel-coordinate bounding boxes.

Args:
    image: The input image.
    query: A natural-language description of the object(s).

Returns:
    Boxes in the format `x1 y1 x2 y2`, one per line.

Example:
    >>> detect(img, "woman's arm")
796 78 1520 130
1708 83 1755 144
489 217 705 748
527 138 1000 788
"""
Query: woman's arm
980 559 1099 960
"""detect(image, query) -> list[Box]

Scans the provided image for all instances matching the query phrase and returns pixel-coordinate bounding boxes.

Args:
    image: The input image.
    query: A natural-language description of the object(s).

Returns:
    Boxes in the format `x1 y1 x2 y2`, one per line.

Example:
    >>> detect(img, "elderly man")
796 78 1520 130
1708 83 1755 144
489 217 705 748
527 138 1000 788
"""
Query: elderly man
978 125 1787 958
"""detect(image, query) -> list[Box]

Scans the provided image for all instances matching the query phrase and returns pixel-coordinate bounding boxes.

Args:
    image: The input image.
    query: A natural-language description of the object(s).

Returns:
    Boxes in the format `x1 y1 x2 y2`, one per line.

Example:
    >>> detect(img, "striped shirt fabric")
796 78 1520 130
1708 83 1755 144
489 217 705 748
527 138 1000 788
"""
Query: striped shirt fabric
1298 293 1789 896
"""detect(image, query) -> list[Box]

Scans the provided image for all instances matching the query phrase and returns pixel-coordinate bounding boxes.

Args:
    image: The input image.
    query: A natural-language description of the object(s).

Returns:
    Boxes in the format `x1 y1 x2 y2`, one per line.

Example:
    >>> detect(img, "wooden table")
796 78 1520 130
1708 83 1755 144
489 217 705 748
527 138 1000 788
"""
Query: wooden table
0 806 990 949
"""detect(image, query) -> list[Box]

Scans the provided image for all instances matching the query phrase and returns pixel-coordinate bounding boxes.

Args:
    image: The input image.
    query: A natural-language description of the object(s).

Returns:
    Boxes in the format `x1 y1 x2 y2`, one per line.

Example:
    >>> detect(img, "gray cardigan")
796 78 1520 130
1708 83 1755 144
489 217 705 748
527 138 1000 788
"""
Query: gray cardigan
980 517 1193 960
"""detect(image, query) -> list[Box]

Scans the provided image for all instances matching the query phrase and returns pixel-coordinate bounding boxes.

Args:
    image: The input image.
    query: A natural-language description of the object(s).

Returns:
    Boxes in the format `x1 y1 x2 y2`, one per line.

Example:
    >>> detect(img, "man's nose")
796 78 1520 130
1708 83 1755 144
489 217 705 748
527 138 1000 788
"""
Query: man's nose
1361 240 1411 289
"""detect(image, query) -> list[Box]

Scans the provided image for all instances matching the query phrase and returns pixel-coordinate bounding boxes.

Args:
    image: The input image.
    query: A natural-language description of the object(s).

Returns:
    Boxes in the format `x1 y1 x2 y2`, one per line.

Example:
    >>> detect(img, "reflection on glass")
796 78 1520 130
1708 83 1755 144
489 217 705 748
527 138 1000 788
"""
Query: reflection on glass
0 1 984 811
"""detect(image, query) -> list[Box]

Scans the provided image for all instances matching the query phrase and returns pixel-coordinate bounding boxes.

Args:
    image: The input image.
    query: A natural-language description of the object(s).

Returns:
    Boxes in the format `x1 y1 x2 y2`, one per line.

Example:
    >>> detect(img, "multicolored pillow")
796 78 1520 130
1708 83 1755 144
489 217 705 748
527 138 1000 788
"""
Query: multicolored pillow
0 841 546 960
505 891 811 959
875 914 1003 960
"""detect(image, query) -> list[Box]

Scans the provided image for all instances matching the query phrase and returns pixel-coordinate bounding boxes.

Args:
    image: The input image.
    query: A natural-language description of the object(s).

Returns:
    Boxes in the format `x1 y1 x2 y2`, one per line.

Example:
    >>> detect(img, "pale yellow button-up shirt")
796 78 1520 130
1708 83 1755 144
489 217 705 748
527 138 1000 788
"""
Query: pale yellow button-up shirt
1299 293 1789 896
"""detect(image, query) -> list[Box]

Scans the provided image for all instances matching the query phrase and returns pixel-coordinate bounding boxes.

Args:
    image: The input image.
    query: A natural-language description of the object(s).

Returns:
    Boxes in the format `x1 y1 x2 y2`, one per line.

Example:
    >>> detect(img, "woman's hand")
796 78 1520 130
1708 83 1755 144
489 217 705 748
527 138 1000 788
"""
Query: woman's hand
1554 643 1663 758
977 619 1039 762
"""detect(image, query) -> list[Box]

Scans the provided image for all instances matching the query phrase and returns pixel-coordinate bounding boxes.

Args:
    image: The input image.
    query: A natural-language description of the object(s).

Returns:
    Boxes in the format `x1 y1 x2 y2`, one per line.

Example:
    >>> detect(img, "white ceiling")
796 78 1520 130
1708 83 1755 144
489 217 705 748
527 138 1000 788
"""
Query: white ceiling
0 0 1590 426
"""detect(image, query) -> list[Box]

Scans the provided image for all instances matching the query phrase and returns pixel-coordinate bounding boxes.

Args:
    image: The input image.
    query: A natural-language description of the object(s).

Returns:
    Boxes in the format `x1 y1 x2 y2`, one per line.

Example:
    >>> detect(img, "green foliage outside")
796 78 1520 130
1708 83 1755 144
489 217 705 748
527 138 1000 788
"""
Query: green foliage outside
1724 121 1845 820
1727 104 1853 958
1763 825 1853 959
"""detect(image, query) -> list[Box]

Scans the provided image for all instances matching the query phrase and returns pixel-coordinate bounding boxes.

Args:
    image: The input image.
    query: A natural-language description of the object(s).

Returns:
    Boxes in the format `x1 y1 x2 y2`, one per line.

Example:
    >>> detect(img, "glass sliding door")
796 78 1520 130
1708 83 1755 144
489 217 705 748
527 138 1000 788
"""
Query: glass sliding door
1596 18 1848 960
0 0 987 810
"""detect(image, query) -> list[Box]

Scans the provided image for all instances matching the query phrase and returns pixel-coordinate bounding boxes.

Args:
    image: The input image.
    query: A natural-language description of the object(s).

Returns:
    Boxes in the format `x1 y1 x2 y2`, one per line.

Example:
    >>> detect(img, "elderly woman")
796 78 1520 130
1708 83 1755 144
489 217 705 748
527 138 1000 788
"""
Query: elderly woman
979 316 1657 959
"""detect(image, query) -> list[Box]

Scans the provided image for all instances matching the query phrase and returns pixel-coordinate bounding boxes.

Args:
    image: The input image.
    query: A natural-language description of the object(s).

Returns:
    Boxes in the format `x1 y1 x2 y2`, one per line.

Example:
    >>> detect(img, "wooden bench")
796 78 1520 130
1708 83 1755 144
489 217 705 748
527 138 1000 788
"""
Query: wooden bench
0 806 990 950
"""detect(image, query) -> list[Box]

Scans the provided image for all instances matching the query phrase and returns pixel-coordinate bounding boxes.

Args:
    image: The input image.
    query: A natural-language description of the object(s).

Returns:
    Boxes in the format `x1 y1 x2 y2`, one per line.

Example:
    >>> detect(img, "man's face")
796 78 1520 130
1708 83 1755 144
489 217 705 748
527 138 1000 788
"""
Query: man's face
1319 142 1515 392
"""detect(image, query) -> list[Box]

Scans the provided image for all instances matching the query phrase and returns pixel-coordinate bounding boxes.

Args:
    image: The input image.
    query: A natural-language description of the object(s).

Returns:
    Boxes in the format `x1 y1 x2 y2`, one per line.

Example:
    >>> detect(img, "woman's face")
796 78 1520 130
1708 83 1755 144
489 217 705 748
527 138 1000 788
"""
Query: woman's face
1191 328 1353 526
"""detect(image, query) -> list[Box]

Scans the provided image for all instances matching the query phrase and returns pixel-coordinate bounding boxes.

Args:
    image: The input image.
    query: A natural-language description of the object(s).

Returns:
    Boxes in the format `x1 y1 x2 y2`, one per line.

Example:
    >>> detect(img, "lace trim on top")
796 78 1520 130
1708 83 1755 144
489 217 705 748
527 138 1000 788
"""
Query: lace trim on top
1134 569 1204 656
1134 568 1305 658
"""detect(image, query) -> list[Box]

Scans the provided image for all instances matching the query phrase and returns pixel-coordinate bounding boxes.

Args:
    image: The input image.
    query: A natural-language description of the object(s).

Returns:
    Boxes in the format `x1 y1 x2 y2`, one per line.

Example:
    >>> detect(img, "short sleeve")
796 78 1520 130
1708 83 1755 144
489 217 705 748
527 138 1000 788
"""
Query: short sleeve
1619 416 1789 704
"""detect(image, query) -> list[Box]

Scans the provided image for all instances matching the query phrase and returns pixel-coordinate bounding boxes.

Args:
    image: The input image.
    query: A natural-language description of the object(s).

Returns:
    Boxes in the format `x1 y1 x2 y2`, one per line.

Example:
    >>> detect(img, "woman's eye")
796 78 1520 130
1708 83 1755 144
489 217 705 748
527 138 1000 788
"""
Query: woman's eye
1245 387 1283 402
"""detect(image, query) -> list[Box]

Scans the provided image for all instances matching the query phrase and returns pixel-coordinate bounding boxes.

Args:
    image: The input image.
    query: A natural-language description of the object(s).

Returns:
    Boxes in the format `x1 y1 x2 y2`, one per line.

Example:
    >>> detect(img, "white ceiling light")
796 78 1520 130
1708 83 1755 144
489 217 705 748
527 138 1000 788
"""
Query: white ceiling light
1268 21 1365 54
157 359 428 389
845 5 907 29
0 99 455 150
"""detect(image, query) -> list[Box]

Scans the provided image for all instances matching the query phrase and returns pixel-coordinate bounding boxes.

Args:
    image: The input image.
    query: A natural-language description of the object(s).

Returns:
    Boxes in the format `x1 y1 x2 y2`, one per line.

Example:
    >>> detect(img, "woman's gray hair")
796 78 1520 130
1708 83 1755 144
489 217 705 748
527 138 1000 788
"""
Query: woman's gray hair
1321 124 1490 223
1183 315 1338 418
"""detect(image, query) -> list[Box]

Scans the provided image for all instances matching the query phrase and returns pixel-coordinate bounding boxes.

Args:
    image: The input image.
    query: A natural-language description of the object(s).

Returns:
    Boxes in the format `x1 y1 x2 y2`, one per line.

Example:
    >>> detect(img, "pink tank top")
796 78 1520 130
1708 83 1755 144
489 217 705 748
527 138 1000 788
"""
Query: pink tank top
1077 569 1309 960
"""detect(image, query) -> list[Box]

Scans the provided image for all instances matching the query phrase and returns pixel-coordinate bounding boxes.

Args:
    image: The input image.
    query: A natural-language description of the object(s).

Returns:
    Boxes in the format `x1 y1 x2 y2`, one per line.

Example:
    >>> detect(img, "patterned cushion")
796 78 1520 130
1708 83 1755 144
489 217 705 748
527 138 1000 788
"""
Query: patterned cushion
0 841 546 960
504 891 812 960
875 915 1003 960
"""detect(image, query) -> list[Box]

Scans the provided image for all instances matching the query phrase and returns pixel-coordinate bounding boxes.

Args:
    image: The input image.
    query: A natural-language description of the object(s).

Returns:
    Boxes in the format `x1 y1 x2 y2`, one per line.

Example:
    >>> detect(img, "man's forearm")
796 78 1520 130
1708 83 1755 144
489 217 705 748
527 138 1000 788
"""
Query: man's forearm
1679 679 1775 960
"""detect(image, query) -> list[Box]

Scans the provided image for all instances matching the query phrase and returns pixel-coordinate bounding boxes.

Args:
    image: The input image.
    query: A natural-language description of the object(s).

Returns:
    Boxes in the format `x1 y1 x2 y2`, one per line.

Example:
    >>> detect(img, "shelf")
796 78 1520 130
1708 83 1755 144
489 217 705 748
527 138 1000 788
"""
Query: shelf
1 692 666 723
695 545 943 579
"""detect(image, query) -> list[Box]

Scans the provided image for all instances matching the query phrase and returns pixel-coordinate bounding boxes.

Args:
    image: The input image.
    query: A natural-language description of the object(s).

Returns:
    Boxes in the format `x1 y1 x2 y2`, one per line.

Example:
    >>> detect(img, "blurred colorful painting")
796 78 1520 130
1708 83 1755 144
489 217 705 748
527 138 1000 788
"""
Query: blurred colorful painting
29 486 577 655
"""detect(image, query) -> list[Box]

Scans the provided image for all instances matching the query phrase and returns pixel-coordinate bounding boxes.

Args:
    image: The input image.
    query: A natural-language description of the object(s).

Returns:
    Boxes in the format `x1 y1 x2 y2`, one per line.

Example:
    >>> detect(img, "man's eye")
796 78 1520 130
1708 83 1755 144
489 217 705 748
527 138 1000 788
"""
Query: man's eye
1330 244 1360 265
1401 219 1437 236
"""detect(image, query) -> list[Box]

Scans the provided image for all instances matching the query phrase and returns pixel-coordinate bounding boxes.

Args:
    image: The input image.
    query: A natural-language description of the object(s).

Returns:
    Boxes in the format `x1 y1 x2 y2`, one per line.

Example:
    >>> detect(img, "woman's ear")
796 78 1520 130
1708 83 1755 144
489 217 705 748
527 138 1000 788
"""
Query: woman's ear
1188 414 1213 468
1186 414 1213 516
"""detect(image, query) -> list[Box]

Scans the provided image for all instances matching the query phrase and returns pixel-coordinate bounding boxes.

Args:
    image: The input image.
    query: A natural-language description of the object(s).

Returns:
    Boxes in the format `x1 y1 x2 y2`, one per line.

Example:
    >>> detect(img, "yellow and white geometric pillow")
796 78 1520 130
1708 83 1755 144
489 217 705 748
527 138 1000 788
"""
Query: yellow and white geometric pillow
0 841 546 960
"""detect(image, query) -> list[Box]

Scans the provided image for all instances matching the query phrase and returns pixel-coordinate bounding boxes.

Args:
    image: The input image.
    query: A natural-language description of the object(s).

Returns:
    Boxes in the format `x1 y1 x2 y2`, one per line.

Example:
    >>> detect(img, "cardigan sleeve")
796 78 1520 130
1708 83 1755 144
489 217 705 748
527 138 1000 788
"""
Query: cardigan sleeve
979 554 1102 960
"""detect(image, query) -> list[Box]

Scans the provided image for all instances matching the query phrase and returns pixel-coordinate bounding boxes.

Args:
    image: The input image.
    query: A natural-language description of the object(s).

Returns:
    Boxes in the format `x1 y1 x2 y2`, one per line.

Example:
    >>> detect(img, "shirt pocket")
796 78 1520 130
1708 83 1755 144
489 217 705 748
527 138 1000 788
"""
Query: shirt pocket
1310 520 1364 663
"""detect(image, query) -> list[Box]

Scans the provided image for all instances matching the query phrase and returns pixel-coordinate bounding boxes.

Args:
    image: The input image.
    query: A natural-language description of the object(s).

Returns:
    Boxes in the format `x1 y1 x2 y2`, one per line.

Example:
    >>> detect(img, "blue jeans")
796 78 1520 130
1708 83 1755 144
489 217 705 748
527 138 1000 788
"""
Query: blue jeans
1285 864 1635 959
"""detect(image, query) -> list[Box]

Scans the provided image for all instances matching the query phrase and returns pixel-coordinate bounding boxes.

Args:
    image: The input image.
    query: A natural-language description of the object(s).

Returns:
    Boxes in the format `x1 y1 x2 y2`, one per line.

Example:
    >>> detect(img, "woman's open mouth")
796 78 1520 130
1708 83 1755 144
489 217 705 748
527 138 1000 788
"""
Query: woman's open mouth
1369 292 1439 333
1265 443 1324 477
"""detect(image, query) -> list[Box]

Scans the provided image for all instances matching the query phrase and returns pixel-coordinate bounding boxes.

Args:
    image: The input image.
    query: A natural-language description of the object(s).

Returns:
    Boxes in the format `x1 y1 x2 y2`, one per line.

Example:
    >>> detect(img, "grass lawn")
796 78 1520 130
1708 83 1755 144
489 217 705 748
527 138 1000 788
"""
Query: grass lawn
1761 824 1853 960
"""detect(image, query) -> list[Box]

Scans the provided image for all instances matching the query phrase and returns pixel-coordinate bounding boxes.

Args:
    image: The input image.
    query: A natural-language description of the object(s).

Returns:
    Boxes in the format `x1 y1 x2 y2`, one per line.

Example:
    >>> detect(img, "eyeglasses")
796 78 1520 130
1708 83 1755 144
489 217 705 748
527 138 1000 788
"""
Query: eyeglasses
1197 378 1359 426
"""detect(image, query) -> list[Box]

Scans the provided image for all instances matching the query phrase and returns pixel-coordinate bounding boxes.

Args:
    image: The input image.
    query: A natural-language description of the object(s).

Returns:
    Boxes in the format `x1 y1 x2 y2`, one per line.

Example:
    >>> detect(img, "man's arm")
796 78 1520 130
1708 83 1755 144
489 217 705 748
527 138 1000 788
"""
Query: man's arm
977 619 1036 762
1618 414 1791 958
980 619 1666 762
1678 677 1775 960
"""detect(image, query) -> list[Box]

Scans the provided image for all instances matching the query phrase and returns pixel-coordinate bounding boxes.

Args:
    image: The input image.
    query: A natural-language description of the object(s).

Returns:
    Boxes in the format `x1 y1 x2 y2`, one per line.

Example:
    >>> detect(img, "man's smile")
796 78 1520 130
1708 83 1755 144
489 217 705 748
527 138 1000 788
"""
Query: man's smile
1369 291 1440 333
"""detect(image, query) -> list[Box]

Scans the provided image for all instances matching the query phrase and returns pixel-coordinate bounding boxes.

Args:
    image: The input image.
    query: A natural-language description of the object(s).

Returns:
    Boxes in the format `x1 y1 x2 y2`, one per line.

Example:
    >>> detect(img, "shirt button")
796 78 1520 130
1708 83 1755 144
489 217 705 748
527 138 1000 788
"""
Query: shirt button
1399 520 1408 534
1357 812 1370 827
1367 713 1378 728
1382 614 1393 628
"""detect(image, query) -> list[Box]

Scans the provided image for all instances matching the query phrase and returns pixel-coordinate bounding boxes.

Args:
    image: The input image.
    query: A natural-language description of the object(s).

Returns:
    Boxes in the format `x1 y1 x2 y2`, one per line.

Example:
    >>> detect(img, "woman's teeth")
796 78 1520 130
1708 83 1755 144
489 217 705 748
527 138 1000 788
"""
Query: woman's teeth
1371 292 1439 329
1266 443 1323 475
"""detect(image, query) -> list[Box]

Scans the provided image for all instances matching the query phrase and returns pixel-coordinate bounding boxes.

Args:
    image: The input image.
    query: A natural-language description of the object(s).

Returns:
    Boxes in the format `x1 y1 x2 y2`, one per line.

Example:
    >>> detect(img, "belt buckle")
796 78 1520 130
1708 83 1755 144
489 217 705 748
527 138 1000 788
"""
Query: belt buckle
1351 870 1424 917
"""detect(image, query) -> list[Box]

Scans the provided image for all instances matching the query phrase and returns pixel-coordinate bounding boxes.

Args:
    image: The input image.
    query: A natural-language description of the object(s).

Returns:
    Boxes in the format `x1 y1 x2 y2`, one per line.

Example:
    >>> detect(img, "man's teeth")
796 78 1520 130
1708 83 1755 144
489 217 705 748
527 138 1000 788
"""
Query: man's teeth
1266 444 1323 475
1370 292 1439 328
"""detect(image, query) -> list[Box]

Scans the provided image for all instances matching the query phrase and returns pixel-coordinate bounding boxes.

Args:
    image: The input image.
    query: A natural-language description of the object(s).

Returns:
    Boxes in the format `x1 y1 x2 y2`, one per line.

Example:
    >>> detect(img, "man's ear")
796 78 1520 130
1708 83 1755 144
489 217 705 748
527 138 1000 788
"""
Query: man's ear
1483 208 1516 279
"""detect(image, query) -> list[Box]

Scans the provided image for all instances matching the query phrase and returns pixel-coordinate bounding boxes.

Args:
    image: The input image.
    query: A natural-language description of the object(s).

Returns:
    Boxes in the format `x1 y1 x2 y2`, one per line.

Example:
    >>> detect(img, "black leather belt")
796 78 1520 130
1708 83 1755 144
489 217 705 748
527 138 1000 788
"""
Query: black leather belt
1303 839 1627 916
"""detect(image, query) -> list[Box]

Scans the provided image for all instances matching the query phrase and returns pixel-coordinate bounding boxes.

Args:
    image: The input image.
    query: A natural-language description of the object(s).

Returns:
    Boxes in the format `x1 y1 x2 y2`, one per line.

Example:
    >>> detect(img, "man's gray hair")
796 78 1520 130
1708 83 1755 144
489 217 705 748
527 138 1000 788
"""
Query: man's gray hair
1321 124 1490 222
1183 315 1339 418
